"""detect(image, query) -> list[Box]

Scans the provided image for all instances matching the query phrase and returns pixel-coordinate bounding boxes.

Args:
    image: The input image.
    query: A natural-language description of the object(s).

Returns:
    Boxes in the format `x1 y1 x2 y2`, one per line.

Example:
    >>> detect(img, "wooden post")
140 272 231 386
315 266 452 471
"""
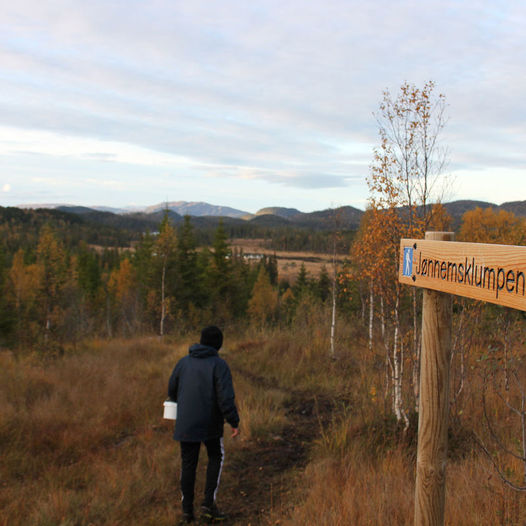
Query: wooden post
414 231 454 526
399 233 526 521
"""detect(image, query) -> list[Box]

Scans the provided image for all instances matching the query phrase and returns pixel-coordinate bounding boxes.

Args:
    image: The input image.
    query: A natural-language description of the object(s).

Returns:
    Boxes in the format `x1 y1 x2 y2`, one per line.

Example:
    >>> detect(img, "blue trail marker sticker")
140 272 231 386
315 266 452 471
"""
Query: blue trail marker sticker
399 238 526 311
403 247 413 277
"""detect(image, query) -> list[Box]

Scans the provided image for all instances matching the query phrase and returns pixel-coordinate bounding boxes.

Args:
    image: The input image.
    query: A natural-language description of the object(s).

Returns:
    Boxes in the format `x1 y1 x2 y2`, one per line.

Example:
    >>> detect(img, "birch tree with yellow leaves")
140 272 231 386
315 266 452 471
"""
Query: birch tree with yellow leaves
35 225 69 346
353 81 449 425
155 212 177 337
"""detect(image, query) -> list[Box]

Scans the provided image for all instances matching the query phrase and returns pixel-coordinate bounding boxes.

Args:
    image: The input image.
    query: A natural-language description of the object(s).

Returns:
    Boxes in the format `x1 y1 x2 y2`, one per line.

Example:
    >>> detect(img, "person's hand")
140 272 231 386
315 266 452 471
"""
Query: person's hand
231 427 240 438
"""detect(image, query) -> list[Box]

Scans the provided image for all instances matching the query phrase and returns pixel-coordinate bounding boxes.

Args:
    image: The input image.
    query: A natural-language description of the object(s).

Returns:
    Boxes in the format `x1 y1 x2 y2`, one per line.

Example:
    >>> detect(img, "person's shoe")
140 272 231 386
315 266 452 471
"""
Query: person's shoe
178 511 195 524
200 503 227 522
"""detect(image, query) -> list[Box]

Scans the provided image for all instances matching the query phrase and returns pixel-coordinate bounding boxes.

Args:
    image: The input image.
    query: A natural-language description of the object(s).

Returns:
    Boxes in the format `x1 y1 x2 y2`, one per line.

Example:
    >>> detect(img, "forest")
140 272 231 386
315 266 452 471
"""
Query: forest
0 207 359 352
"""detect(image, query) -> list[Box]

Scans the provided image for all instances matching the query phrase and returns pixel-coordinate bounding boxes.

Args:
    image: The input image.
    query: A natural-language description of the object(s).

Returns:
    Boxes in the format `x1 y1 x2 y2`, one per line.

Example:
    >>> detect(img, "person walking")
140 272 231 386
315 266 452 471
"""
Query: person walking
168 326 240 524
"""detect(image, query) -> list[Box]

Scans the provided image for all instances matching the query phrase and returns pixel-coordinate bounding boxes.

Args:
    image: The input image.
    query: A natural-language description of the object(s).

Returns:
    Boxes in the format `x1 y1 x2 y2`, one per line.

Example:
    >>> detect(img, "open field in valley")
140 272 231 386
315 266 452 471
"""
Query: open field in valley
231 239 346 281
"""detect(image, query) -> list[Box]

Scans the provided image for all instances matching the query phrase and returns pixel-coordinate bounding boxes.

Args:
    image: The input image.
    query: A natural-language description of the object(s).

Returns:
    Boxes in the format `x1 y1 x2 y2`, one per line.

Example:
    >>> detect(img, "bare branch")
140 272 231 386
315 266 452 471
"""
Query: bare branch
482 380 525 461
473 432 526 492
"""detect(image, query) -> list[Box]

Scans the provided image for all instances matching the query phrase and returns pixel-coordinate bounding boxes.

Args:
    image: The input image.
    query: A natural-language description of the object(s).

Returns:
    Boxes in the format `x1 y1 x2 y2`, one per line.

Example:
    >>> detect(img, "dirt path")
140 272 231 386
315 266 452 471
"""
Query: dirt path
217 367 341 525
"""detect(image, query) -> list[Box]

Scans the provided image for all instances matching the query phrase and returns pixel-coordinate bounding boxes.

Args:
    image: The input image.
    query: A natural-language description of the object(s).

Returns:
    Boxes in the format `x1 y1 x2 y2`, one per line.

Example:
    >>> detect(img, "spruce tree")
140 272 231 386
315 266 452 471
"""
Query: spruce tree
133 231 155 303
207 220 233 317
292 263 309 301
76 242 102 300
175 216 203 312
317 265 331 303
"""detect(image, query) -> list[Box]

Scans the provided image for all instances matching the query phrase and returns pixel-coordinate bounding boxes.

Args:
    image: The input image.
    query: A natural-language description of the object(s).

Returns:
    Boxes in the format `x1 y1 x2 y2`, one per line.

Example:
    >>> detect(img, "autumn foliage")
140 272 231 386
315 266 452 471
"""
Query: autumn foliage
459 206 525 245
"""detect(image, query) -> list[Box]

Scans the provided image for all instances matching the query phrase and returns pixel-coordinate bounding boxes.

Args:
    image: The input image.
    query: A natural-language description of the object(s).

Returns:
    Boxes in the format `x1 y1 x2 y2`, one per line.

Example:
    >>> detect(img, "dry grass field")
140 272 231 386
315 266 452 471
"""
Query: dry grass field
230 239 345 281
90 239 343 282
1 318 525 525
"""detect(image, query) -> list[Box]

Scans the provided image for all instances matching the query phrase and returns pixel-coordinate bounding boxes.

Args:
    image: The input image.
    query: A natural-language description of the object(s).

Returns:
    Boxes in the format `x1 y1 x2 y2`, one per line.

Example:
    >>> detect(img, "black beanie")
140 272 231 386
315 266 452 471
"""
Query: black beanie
200 325 223 350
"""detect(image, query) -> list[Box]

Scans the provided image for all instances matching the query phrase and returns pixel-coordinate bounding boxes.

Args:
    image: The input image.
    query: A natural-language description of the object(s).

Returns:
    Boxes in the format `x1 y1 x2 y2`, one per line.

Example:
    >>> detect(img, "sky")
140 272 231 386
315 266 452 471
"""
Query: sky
1 0 525 214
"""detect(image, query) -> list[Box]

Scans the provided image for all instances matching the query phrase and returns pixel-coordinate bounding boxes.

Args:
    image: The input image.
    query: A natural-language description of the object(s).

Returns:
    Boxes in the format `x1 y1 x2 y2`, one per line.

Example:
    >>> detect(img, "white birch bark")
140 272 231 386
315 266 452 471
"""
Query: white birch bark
160 260 166 337
392 287 409 429
380 295 386 341
368 279 374 351
330 286 336 357
330 240 337 357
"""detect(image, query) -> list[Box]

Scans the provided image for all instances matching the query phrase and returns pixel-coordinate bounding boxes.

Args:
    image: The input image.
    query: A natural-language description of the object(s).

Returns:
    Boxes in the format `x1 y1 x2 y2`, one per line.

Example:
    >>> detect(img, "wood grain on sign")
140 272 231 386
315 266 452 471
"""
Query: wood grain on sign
399 238 526 311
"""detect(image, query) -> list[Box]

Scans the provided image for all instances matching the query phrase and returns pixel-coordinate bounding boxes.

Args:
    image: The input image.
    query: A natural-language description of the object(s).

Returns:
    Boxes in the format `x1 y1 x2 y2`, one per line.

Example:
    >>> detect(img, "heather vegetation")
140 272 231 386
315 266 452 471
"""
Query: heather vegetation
1 304 526 524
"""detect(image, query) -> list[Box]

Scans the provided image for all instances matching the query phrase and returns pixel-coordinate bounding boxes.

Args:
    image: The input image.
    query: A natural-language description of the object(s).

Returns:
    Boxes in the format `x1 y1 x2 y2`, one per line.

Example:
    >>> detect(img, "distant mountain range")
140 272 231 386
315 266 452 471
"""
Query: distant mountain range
19 201 251 218
15 199 526 231
255 207 302 218
144 201 249 218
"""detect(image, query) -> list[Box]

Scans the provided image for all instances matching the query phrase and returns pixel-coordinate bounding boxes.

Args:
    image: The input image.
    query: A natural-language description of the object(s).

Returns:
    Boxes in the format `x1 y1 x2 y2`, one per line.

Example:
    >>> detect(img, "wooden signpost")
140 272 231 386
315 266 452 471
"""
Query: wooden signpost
399 236 526 312
399 232 526 526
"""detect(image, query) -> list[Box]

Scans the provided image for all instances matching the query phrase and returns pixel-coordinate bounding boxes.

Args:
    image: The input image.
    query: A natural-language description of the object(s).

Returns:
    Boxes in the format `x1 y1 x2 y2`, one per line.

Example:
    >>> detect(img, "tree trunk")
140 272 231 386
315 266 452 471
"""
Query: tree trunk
44 309 51 344
392 287 409 429
330 284 336 357
368 279 374 351
160 261 166 337
380 295 386 341
106 292 112 338
330 251 337 357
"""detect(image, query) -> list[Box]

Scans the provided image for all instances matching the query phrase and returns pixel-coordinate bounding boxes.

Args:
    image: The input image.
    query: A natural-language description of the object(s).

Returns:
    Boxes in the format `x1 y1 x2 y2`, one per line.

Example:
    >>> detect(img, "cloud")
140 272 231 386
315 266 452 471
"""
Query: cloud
0 126 198 168
1 0 526 209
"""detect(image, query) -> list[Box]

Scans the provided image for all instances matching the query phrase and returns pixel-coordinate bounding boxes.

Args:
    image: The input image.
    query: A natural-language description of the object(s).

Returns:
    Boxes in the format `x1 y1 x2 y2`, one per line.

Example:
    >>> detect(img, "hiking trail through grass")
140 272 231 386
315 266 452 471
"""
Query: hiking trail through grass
216 363 342 526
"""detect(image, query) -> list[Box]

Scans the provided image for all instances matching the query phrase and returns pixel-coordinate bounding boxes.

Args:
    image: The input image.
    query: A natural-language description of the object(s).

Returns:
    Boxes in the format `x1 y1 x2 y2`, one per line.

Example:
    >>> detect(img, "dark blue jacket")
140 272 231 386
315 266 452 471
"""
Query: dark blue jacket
168 343 239 442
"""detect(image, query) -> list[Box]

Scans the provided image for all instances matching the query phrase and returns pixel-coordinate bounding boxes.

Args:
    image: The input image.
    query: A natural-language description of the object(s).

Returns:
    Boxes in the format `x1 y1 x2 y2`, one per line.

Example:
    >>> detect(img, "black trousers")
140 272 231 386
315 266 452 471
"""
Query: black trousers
180 438 224 514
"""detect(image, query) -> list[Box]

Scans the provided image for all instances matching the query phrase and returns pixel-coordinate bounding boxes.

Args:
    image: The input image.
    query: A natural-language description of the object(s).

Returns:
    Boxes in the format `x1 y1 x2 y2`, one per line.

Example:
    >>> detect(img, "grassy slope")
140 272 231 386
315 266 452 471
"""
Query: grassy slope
1 320 525 525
